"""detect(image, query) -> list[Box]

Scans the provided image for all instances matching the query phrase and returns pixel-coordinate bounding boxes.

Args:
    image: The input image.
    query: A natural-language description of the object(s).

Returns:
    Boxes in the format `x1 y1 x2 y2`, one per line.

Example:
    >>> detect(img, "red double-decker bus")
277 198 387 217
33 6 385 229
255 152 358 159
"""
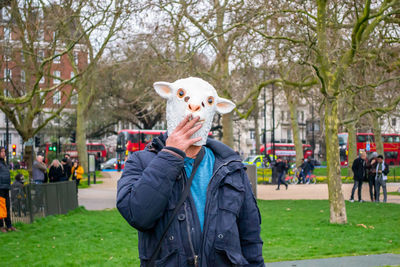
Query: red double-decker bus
259 143 313 162
338 132 400 166
116 129 166 160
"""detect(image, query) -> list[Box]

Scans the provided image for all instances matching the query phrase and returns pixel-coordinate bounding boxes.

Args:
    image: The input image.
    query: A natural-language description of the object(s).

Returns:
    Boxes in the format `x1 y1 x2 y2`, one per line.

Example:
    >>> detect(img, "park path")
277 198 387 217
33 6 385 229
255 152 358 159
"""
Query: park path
78 171 400 210
257 182 400 204
265 253 400 267
78 171 121 210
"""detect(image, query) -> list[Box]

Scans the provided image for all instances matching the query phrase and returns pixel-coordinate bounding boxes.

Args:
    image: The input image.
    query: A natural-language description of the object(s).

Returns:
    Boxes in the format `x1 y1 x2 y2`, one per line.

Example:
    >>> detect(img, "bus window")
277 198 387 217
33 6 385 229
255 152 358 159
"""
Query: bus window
394 136 400 143
338 134 348 146
367 135 374 142
357 135 366 143
387 136 394 143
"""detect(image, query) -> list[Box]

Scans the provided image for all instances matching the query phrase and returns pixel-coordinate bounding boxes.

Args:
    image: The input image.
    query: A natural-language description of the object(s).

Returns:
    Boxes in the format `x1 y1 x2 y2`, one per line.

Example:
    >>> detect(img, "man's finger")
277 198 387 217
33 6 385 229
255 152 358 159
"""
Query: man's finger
173 114 192 133
181 116 200 132
185 123 203 137
188 136 203 146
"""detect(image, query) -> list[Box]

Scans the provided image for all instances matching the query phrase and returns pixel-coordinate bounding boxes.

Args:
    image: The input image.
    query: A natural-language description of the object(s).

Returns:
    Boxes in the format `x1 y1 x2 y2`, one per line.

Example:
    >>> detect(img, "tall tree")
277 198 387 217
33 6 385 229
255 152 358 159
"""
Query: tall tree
0 1 88 175
254 0 400 223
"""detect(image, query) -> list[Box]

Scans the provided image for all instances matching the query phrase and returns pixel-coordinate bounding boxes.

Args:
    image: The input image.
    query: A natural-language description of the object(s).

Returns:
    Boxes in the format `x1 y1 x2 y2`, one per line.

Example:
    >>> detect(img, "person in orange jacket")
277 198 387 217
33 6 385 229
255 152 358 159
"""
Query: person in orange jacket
71 160 84 192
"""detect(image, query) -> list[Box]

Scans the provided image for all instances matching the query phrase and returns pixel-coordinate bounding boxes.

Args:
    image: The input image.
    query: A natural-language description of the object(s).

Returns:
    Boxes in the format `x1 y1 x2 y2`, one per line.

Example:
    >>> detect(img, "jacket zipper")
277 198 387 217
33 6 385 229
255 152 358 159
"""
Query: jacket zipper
199 160 242 265
184 201 198 266
182 169 199 267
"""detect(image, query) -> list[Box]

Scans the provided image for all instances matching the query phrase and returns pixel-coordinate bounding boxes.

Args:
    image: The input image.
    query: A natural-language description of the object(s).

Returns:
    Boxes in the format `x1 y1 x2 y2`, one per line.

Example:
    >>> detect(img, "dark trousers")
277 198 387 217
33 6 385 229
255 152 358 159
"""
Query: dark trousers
350 180 363 201
0 189 12 228
368 176 375 201
277 172 287 189
375 177 387 202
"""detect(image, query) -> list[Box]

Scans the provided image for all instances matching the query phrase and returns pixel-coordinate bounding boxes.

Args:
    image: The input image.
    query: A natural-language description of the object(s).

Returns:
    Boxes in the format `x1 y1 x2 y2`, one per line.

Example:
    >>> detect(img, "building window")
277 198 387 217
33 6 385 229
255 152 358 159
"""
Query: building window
53 91 61 105
287 111 290 121
4 69 12 80
250 129 255 140
71 90 78 105
54 51 61 63
39 91 45 104
37 50 44 62
4 27 11 40
392 118 397 127
21 51 25 63
21 70 25 83
74 52 79 65
53 71 61 84
287 129 292 142
2 7 11 21
70 72 74 79
38 29 44 41
301 111 304 123
39 76 45 84
281 111 284 121
3 133 11 145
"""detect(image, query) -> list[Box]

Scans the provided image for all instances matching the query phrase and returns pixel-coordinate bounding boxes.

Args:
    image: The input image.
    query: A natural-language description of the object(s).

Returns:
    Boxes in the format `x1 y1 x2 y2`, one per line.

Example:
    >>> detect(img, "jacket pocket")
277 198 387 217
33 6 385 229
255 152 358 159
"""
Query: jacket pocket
140 249 180 267
214 243 249 267
155 249 180 267
219 174 245 215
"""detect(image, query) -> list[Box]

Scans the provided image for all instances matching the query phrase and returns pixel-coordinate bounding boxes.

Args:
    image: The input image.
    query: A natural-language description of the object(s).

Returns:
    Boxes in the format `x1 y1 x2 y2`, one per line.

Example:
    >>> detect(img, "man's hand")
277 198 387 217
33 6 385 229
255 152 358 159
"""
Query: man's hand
166 115 203 152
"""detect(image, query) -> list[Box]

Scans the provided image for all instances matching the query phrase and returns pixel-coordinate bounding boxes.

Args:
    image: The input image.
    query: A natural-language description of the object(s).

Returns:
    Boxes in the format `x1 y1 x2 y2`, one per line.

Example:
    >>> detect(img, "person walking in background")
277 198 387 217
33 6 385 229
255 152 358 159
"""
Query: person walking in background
350 152 367 202
375 155 389 203
366 152 378 202
32 154 47 184
48 160 64 183
61 158 71 181
0 147 17 232
276 158 289 190
71 161 84 191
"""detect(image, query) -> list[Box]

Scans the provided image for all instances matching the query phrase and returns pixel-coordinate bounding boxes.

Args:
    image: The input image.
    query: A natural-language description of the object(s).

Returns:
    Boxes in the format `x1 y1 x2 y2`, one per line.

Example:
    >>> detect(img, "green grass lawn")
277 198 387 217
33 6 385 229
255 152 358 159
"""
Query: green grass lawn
1 200 399 265
388 192 400 196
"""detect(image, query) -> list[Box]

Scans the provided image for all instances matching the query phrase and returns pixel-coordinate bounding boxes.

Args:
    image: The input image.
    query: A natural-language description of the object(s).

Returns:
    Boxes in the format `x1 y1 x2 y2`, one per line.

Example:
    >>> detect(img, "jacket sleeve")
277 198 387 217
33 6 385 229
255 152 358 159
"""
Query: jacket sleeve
352 159 357 173
117 149 184 232
238 169 264 266
383 164 390 175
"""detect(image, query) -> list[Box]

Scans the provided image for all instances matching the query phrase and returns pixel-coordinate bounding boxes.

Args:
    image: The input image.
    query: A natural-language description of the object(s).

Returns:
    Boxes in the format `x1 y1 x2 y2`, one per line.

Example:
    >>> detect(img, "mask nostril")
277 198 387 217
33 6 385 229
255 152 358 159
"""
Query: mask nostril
201 102 205 108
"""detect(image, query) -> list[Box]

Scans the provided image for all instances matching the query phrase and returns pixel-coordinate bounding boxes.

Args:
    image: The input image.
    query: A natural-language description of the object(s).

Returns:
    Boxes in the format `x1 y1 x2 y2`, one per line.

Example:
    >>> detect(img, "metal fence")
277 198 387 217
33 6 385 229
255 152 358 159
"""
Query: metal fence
10 181 78 224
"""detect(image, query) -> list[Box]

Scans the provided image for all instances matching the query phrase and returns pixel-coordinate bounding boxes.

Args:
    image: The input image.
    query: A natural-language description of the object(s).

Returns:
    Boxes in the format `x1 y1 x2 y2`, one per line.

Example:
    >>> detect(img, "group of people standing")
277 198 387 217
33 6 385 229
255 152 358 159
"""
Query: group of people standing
351 151 389 203
32 154 84 187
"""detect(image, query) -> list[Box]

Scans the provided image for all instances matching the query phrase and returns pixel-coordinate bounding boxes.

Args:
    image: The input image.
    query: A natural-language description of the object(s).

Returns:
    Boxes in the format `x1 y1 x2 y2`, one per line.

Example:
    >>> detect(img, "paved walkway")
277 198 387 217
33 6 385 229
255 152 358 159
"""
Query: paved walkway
257 182 400 204
78 171 121 210
265 253 400 267
79 172 400 210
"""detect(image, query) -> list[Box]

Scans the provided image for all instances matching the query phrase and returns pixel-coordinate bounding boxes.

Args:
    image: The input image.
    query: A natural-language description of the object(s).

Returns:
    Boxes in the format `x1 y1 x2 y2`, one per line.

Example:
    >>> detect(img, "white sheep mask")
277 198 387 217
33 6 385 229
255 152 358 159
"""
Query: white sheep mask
153 77 236 146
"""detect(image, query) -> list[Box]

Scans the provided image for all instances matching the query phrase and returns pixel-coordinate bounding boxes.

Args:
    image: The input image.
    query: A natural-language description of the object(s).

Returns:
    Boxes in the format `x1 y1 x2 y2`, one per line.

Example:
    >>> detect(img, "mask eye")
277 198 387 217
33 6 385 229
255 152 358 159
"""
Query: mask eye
177 88 186 98
207 96 214 106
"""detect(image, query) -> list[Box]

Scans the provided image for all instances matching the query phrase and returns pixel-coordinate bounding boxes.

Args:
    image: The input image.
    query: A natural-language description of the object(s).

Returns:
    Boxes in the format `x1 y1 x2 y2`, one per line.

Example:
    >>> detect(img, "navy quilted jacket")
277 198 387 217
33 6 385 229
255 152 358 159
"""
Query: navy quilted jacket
117 134 264 266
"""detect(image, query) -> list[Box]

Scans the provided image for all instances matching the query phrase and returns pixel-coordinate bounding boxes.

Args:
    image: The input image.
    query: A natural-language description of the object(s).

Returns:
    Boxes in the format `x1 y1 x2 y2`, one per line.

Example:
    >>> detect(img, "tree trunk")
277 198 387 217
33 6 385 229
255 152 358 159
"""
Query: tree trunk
288 91 304 167
325 98 347 224
222 112 234 147
76 93 88 172
23 144 35 181
372 115 384 155
347 121 357 177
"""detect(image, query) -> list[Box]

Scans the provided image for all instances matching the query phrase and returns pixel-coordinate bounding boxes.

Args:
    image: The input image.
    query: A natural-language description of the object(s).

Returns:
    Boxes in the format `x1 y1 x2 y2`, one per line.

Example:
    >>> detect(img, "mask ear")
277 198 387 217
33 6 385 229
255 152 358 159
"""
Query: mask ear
153 81 173 99
216 97 236 114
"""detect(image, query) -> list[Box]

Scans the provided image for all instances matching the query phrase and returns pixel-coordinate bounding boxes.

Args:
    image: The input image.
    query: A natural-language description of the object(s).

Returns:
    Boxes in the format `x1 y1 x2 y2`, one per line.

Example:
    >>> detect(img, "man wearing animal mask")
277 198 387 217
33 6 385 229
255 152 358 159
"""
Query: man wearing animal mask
117 77 264 267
